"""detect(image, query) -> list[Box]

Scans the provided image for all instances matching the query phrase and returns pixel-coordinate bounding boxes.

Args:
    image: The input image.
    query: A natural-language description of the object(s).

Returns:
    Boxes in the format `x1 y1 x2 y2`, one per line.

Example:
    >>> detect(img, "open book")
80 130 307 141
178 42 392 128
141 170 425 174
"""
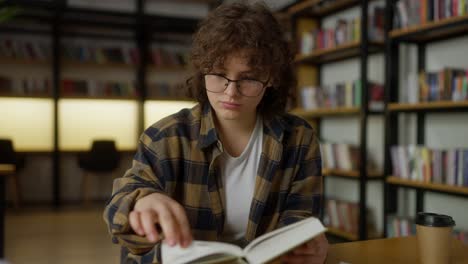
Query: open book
161 217 326 264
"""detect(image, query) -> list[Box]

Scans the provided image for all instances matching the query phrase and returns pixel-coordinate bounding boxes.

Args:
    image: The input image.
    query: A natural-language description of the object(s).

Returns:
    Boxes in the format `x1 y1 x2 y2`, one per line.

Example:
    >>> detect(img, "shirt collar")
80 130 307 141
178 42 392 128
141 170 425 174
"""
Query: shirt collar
196 103 290 149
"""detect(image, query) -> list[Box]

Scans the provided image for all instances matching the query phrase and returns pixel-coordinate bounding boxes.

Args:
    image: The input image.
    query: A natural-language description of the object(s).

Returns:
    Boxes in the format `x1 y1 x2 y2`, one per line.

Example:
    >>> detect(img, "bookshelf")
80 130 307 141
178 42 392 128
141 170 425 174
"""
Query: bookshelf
383 0 468 237
294 41 384 64
0 0 204 209
389 14 468 42
286 0 385 241
323 168 383 179
290 106 361 117
287 0 378 18
387 176 468 196
388 101 468 112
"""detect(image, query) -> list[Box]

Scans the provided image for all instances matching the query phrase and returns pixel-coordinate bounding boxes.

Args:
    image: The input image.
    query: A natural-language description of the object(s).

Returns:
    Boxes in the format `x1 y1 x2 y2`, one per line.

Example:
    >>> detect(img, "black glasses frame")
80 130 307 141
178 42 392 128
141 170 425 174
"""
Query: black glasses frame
204 73 268 97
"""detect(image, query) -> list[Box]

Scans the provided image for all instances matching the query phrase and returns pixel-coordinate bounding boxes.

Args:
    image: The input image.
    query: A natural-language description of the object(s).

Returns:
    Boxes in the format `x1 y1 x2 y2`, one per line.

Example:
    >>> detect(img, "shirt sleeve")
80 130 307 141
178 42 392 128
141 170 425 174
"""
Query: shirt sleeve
103 133 167 257
277 127 323 228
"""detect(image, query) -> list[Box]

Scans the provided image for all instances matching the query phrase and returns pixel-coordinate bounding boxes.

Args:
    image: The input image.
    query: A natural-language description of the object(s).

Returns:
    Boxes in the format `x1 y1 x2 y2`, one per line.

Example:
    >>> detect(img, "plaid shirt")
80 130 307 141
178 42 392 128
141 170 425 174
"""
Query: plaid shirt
103 104 323 264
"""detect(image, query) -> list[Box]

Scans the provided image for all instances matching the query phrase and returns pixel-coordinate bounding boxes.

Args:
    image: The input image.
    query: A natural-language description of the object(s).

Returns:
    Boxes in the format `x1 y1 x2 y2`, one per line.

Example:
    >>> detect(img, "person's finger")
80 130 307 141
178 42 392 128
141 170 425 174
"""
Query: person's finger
129 211 144 236
155 204 180 246
170 203 193 248
293 244 317 255
140 210 160 242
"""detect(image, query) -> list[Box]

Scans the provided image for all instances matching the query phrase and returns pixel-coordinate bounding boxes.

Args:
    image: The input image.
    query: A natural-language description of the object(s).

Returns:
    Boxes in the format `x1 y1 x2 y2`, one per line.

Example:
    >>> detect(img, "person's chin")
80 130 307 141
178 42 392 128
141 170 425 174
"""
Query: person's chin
217 108 241 120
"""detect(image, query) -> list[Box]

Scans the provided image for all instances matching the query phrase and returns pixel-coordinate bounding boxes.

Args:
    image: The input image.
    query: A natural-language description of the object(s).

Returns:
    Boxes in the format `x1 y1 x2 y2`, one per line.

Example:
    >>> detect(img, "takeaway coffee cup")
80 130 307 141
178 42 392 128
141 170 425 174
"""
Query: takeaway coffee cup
415 212 456 264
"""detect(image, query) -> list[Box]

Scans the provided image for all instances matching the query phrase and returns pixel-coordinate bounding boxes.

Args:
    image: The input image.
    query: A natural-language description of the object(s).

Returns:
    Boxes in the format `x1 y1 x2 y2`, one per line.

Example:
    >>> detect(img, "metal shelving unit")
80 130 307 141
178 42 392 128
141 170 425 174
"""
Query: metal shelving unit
383 0 468 237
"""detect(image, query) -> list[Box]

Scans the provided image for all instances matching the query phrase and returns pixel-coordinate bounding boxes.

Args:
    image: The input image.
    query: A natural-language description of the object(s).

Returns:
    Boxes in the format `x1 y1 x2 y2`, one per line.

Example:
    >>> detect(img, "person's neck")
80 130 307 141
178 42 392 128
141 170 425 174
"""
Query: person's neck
215 113 258 156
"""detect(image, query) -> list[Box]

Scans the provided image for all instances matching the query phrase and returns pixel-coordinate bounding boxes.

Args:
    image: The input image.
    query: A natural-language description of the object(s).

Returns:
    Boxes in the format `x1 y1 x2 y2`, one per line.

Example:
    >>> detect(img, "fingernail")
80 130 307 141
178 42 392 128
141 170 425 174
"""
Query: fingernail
148 234 155 242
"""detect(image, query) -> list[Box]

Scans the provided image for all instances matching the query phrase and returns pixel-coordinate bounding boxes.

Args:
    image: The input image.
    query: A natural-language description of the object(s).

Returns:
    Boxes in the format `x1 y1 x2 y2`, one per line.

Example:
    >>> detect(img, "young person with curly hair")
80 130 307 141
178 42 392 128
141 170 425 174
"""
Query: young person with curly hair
104 2 328 263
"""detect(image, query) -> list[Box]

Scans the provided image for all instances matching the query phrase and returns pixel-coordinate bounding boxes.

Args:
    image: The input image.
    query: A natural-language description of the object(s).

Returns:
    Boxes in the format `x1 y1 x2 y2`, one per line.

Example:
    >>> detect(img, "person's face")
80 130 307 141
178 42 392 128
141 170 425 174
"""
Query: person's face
205 51 269 123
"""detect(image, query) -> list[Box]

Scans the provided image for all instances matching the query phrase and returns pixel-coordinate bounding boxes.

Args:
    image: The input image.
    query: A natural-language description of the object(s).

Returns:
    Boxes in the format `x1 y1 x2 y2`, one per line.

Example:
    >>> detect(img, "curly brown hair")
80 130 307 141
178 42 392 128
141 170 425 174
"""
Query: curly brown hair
186 1 296 119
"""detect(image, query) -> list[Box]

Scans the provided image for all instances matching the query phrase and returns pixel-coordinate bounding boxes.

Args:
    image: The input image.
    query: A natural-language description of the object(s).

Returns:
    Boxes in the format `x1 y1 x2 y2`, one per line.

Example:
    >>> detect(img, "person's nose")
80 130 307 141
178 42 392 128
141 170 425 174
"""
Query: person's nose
224 81 240 97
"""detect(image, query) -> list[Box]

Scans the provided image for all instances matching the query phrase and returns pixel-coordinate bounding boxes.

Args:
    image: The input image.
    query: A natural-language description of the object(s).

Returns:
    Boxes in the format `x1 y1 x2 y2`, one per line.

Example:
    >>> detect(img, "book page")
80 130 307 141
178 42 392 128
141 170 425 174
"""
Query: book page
243 217 326 264
161 240 244 264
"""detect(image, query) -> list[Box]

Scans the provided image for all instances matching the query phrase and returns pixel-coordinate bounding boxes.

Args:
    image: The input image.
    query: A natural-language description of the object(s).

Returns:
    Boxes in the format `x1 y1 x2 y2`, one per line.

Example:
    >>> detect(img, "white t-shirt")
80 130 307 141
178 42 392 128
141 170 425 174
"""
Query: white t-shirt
219 116 263 245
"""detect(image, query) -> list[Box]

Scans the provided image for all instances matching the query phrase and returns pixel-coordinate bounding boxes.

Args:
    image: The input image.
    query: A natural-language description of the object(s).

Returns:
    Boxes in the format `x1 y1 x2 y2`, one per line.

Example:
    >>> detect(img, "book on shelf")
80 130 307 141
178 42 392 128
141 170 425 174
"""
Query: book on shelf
299 81 384 111
60 78 137 97
161 217 325 264
150 46 188 68
403 68 468 104
146 82 186 99
298 6 384 55
62 44 139 65
390 145 468 187
320 142 378 172
323 199 360 236
0 75 52 96
387 215 416 237
394 0 468 29
0 39 51 61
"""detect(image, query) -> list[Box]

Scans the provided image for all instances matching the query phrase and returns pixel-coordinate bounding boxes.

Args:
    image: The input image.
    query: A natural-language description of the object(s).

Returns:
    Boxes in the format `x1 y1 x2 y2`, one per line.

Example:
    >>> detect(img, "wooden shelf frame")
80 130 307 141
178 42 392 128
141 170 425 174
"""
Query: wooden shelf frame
0 93 53 99
59 95 139 100
145 96 194 102
388 101 468 112
291 107 360 118
390 14 468 43
0 57 51 65
386 176 468 196
287 0 368 18
0 164 15 175
323 168 383 179
62 60 136 69
326 227 359 241
295 41 384 65
147 65 188 72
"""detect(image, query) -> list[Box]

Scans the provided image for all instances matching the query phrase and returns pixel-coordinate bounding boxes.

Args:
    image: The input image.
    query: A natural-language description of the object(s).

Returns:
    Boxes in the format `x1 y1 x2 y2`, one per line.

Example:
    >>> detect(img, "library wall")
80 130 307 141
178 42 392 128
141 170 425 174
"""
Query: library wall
319 3 386 233
0 2 208 204
398 36 468 229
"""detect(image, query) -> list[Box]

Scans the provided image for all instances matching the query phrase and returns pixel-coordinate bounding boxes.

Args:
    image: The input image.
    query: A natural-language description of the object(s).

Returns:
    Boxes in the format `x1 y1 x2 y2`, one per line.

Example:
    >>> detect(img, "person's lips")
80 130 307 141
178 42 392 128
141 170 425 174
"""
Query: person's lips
221 101 241 110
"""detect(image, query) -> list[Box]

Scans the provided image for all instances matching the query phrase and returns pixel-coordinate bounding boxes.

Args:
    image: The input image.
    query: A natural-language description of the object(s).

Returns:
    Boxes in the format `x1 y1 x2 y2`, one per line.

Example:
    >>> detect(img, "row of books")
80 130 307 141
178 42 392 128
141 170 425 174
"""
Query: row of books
387 216 416 237
394 0 468 29
0 75 52 96
404 68 468 103
299 81 384 110
387 216 468 244
62 45 140 65
0 76 190 99
150 47 188 68
0 39 51 60
61 79 138 97
390 145 468 187
298 6 384 55
0 39 190 68
323 199 360 235
321 143 361 171
321 142 378 173
146 82 187 98
64 45 189 67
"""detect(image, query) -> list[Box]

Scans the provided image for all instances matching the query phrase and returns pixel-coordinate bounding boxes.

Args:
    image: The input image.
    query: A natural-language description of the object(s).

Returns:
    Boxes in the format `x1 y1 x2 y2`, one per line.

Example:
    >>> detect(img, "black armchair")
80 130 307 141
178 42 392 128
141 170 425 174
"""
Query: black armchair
78 140 120 204
0 139 25 209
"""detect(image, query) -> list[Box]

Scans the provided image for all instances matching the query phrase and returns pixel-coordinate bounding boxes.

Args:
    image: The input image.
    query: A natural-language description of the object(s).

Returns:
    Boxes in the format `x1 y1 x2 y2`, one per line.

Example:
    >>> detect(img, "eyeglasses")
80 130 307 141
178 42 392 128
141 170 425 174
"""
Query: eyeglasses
204 74 268 97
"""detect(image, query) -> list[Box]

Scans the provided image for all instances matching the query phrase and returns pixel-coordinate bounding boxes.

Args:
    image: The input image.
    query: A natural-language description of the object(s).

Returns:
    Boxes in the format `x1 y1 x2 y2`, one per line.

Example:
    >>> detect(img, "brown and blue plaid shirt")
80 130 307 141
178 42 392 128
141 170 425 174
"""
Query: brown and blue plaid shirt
103 103 323 263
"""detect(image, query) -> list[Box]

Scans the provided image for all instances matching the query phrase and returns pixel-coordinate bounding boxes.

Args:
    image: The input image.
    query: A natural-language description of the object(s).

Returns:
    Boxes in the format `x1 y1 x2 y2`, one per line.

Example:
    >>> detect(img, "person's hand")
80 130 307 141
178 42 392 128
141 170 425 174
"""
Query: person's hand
281 233 329 264
129 192 193 248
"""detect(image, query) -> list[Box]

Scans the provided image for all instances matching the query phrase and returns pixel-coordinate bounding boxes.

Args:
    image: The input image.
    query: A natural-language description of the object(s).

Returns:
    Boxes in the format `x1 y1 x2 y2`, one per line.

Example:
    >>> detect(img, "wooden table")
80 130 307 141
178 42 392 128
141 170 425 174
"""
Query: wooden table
0 164 15 258
326 236 468 264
